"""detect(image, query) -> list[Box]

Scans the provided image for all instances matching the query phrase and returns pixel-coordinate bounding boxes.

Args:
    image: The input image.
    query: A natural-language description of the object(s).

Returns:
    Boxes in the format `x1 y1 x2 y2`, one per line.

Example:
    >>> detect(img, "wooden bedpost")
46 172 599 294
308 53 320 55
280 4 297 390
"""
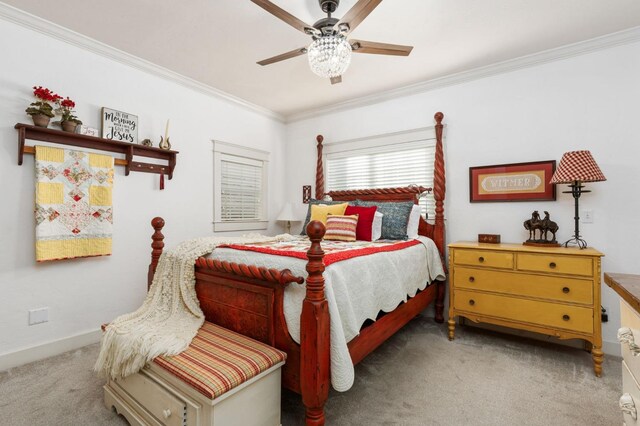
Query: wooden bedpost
301 220 330 426
433 112 446 323
315 135 324 199
148 217 165 290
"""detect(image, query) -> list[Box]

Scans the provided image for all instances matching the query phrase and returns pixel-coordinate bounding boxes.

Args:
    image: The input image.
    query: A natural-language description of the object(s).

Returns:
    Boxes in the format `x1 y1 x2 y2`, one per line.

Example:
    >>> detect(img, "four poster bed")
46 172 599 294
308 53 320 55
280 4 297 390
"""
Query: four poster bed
147 112 447 425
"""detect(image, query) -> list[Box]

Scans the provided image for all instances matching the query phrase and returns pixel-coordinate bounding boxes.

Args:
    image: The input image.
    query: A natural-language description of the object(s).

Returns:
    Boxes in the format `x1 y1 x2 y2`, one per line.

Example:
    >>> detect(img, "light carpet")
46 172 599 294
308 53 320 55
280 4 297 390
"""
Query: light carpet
0 315 621 425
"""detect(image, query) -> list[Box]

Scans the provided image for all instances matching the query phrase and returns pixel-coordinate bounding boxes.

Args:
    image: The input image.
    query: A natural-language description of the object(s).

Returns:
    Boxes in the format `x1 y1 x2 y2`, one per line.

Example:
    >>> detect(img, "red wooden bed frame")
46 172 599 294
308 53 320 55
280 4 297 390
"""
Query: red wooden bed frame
147 112 446 425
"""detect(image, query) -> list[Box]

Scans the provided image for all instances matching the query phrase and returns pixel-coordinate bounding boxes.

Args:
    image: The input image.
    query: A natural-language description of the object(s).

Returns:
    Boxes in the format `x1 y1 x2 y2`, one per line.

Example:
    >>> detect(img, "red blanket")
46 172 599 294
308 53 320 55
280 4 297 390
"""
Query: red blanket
219 238 420 266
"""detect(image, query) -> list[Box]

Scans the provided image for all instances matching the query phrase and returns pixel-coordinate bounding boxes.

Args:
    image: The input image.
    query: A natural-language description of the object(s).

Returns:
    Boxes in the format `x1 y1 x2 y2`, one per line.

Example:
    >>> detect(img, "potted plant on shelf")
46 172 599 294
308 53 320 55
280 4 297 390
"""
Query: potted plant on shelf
25 86 61 128
56 97 83 133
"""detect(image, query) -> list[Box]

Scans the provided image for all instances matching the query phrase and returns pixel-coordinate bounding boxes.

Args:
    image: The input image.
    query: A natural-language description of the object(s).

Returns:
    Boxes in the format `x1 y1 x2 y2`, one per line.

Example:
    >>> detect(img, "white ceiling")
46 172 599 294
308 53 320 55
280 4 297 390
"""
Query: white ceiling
4 0 640 117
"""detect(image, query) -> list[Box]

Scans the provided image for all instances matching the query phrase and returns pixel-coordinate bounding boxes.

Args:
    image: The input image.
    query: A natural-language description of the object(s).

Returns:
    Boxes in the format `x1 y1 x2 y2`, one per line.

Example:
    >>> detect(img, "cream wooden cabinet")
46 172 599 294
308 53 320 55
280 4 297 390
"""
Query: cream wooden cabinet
448 242 604 376
604 273 640 424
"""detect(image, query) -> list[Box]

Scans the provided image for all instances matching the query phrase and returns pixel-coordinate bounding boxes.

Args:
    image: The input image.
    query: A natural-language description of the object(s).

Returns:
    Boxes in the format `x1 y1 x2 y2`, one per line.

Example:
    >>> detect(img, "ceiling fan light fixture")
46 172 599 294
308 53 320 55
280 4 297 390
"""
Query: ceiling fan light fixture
307 35 352 78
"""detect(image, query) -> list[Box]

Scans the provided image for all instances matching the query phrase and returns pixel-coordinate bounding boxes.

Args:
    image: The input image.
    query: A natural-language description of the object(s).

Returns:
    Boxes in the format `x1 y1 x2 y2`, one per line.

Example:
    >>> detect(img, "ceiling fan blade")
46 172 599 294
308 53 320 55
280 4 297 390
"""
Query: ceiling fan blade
350 39 413 56
251 0 316 35
333 0 382 34
330 76 342 84
257 47 308 66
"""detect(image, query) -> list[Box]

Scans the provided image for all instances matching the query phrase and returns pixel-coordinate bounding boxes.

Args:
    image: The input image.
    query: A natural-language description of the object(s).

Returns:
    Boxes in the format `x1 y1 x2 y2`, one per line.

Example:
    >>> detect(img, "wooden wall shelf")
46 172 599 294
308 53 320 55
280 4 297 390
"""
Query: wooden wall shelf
15 123 177 179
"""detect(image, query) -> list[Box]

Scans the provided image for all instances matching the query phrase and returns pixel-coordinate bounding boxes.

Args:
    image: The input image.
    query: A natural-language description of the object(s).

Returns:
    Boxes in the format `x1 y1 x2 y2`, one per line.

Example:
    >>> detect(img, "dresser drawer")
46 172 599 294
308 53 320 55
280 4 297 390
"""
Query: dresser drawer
620 300 640 381
116 369 186 426
622 360 640 425
453 249 514 269
453 267 593 305
517 253 593 277
453 289 593 334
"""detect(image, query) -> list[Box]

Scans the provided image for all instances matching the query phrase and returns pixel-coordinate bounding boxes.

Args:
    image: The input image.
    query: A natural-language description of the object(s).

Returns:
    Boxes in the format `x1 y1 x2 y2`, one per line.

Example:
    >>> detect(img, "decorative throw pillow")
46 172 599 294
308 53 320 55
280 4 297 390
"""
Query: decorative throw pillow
353 200 414 240
344 205 377 241
372 211 383 241
310 203 348 226
324 214 359 241
406 204 422 239
301 199 346 235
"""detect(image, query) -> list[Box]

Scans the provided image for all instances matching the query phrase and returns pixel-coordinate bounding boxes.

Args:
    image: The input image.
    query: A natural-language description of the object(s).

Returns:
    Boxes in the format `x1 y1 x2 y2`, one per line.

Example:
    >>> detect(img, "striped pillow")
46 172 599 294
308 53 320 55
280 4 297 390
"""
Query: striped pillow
324 214 359 241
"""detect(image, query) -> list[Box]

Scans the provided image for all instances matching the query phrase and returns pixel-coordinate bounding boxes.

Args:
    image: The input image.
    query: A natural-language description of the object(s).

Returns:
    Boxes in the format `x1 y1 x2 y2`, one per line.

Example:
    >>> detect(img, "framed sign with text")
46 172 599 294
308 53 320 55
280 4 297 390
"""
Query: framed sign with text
101 107 138 144
469 160 556 202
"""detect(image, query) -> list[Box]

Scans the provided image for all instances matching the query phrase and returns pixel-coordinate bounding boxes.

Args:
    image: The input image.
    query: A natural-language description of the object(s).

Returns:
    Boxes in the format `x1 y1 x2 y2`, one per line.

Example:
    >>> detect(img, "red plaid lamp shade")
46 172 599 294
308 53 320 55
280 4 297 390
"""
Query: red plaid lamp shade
550 150 606 184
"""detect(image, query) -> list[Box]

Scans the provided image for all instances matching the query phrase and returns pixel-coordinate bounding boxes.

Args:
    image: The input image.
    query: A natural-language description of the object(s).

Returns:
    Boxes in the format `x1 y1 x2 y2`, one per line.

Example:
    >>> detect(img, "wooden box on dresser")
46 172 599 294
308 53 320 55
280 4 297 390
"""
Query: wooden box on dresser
604 273 640 425
448 242 604 376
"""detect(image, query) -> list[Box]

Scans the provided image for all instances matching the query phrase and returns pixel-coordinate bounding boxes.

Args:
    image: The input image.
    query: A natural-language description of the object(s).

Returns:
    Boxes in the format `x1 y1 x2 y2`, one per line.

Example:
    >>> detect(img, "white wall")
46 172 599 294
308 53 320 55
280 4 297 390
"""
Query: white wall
0 18 287 366
285 40 640 355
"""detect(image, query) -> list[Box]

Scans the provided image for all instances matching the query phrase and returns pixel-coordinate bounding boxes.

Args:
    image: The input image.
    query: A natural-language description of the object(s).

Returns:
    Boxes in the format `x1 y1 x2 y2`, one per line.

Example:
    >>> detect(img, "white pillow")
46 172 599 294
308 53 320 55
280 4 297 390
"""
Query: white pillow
406 204 422 239
371 211 383 241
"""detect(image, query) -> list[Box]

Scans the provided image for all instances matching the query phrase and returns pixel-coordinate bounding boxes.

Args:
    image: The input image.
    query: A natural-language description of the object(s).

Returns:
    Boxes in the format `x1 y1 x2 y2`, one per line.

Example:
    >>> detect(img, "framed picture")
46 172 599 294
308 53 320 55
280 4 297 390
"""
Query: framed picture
101 107 138 144
469 160 556 202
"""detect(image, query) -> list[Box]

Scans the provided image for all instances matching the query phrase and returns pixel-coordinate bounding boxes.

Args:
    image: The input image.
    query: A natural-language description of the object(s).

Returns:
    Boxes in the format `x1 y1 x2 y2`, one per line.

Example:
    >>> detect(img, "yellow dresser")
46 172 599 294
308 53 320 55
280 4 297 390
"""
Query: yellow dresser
604 273 640 424
448 242 604 376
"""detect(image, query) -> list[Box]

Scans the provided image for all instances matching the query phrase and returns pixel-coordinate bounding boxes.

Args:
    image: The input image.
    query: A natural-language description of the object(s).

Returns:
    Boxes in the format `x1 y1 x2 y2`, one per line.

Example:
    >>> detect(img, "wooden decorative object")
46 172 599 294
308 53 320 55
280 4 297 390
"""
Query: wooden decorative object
195 258 304 286
478 234 501 244
301 221 330 426
146 111 448 426
16 123 177 179
303 185 312 204
148 217 165 290
315 135 324 199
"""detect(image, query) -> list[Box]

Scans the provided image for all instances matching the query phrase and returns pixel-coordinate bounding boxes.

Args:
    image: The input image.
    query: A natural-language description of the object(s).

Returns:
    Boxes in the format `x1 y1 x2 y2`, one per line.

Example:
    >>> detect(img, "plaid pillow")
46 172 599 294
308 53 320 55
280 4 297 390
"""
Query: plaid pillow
324 214 359 241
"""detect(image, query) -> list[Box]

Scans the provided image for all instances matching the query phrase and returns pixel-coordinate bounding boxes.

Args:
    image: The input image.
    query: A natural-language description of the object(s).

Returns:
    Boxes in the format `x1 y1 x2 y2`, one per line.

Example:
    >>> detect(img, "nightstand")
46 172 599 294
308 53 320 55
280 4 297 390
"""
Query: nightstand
448 242 604 376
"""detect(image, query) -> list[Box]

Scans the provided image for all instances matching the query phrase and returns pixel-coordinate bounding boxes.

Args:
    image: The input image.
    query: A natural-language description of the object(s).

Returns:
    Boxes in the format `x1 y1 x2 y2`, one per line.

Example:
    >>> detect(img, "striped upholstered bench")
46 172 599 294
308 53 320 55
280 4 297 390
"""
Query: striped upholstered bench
104 322 287 426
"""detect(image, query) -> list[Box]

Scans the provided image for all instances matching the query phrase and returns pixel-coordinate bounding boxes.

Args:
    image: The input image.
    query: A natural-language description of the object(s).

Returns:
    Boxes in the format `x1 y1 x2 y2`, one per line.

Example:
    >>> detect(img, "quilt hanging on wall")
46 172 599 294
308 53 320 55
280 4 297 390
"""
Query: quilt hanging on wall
35 146 114 261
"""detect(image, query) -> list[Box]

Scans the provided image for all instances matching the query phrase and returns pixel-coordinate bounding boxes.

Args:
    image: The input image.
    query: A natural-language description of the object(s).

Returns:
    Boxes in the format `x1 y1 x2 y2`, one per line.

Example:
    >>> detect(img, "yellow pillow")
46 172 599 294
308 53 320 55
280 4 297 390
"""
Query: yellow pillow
310 203 348 225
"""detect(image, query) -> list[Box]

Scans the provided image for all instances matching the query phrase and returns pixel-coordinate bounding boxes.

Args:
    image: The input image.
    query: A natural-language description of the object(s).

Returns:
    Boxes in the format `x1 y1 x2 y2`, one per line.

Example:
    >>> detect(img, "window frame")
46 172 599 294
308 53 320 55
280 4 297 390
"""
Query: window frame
212 140 269 232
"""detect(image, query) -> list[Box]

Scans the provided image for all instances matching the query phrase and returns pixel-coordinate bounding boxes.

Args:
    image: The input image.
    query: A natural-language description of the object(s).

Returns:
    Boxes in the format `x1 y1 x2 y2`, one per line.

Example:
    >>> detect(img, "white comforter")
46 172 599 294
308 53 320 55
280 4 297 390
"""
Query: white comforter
207 236 445 392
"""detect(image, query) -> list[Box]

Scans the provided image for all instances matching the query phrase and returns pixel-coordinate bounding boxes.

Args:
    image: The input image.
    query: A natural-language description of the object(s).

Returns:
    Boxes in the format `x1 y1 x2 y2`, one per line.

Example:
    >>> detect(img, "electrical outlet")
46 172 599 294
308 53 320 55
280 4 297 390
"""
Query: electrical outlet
28 307 49 325
582 209 594 224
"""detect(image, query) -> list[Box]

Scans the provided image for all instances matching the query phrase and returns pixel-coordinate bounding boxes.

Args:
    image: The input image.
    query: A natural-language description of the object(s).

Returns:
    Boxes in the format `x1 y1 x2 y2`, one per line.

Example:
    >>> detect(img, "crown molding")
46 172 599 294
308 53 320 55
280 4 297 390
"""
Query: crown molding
0 2 285 123
286 26 640 123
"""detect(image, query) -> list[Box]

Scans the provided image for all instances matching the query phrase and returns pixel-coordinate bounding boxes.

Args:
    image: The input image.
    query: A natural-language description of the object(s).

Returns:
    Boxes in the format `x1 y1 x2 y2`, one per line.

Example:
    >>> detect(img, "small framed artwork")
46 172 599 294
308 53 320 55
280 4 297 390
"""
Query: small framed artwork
101 107 138 144
469 160 556 202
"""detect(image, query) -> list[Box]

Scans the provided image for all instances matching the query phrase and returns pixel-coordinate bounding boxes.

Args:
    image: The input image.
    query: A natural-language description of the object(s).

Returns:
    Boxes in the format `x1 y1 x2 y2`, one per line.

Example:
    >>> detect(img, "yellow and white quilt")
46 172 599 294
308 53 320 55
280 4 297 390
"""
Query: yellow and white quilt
35 146 114 261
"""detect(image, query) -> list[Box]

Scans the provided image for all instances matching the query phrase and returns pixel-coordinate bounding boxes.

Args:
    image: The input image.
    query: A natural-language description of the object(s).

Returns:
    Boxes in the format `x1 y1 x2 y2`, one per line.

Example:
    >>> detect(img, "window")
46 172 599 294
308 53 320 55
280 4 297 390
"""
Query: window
324 127 437 220
213 141 269 232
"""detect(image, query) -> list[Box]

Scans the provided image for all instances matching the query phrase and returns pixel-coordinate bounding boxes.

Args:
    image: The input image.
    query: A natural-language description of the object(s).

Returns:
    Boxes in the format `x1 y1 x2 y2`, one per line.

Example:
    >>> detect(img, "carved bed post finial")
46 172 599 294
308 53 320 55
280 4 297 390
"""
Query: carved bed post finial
301 220 329 426
433 112 446 323
148 217 165 290
315 135 324 200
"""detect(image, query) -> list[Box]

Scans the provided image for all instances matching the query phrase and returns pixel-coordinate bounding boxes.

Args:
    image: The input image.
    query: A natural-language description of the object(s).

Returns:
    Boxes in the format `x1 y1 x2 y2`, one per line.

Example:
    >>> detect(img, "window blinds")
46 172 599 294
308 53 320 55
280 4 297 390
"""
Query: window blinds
326 140 436 219
220 158 263 221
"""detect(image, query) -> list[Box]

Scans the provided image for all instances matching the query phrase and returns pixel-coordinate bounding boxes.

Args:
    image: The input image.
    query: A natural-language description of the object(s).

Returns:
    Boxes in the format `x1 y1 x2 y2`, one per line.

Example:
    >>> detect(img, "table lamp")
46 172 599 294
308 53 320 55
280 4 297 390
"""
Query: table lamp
277 202 299 234
550 150 606 249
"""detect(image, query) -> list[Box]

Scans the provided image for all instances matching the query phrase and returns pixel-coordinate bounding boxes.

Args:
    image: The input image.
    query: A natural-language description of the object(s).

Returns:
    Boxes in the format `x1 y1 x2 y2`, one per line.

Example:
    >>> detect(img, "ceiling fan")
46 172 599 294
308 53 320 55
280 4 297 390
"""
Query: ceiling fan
251 0 413 84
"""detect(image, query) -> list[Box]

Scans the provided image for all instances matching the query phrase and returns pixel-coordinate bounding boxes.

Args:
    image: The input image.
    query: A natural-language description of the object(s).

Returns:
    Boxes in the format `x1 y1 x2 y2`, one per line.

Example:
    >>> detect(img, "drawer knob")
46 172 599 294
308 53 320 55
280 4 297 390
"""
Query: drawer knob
562 287 570 294
620 393 637 420
562 314 570 321
549 262 557 269
469 276 475 283
478 257 485 263
469 299 475 306
618 327 640 356
163 409 172 419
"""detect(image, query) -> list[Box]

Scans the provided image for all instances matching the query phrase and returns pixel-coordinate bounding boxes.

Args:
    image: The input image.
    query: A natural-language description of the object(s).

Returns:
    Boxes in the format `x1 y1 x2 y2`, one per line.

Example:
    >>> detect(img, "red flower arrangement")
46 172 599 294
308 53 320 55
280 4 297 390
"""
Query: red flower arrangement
56 96 82 125
26 86 61 118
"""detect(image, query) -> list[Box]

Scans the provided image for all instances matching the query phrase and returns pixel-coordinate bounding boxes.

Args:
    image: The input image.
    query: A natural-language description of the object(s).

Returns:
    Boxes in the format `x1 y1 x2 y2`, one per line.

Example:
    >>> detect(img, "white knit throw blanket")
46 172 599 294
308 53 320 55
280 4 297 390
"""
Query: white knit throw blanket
94 233 292 380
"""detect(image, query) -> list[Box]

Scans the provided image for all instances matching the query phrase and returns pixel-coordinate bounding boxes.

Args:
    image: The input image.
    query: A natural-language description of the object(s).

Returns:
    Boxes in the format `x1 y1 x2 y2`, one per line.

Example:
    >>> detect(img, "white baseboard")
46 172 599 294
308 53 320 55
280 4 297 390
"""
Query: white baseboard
0 329 102 372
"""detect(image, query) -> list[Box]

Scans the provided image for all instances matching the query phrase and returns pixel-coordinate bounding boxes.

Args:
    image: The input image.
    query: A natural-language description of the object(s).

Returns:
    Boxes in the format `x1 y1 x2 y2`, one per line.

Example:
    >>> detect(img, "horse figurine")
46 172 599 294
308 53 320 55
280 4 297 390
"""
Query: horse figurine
523 211 541 241
541 211 559 243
